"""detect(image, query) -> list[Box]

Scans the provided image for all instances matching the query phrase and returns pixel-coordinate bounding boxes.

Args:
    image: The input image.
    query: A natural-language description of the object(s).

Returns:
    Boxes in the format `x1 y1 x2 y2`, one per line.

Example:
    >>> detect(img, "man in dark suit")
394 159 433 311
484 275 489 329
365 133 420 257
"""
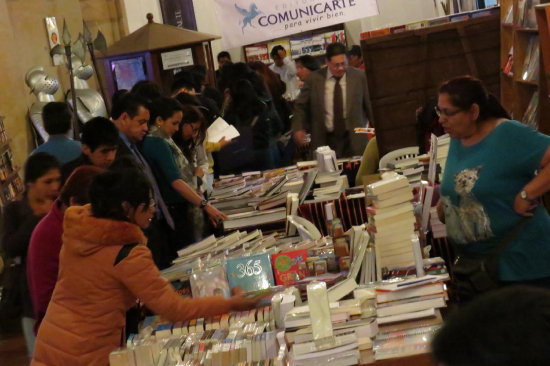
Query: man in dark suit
292 42 375 157
110 93 176 269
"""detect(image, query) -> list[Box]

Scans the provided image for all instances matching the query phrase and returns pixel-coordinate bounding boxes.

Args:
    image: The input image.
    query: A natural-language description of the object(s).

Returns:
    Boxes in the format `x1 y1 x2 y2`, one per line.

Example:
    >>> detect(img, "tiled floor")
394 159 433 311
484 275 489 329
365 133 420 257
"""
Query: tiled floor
0 334 29 366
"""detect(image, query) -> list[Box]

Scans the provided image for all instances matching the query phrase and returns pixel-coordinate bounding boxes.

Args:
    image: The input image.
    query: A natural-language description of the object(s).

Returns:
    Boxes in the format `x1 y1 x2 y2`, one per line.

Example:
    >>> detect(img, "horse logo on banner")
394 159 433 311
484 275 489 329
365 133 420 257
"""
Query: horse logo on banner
235 3 262 33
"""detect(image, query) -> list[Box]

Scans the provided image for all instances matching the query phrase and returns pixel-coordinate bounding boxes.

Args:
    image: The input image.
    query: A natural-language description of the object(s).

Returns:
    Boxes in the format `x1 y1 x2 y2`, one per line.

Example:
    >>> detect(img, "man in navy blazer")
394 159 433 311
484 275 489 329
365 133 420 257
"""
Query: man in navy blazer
292 42 375 157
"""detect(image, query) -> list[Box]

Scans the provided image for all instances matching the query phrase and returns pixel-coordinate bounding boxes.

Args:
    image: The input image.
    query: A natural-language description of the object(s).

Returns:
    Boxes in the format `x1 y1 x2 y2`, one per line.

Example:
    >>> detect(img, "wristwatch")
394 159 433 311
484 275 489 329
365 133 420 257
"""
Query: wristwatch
520 190 529 200
199 199 209 209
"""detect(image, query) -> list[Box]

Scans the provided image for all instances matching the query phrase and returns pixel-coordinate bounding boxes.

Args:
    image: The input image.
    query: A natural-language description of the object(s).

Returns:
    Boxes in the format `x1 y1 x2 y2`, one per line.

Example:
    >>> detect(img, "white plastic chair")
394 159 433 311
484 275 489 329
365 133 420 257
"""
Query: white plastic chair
378 146 420 170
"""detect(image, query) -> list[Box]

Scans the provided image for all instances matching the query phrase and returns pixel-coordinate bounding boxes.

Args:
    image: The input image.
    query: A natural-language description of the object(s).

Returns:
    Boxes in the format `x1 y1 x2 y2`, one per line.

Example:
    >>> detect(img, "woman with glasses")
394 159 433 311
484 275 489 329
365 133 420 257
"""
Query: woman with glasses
31 169 260 366
141 98 225 250
436 75 550 300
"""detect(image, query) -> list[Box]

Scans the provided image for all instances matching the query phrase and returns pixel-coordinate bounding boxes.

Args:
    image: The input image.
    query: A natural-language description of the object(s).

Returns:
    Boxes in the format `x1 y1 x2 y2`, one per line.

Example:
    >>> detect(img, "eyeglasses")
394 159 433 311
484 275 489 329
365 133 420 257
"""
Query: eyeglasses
434 106 463 118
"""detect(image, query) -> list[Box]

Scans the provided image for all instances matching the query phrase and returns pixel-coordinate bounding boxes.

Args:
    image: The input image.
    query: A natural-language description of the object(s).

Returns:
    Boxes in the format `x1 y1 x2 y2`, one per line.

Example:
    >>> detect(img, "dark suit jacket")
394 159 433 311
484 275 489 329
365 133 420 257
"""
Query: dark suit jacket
291 66 375 157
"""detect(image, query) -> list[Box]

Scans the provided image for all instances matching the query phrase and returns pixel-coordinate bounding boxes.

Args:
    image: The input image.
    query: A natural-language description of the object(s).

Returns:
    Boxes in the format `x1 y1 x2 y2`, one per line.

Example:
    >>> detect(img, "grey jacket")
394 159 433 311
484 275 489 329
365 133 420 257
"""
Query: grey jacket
291 66 375 157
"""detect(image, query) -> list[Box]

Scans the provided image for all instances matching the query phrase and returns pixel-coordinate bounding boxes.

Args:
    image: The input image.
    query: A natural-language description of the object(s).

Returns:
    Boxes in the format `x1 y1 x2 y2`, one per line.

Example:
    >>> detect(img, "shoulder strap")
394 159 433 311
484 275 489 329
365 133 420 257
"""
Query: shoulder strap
489 217 530 257
114 243 139 266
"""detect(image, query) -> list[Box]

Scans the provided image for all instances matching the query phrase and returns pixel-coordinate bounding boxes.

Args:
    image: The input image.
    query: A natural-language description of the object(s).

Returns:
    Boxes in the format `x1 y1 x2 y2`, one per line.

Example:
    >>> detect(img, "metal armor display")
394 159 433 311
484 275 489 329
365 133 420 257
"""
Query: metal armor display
25 66 60 141
67 56 108 123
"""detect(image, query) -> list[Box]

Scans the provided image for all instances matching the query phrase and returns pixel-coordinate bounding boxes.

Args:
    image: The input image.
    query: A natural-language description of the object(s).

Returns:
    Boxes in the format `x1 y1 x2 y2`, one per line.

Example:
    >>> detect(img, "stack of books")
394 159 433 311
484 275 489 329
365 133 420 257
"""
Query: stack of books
386 158 424 185
211 167 304 214
372 324 441 361
284 297 378 366
309 171 348 203
110 308 287 366
366 175 416 280
374 275 447 326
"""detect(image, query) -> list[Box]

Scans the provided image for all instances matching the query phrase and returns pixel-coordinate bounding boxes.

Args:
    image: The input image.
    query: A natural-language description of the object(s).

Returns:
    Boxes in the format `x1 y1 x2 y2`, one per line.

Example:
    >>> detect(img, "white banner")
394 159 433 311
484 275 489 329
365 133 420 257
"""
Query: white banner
214 0 379 49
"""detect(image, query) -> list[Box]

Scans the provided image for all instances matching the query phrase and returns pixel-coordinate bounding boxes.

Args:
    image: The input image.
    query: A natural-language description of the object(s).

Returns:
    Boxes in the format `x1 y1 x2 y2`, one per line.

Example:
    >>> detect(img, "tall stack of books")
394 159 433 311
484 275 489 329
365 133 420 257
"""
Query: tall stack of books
374 276 448 326
386 157 424 185
366 175 416 280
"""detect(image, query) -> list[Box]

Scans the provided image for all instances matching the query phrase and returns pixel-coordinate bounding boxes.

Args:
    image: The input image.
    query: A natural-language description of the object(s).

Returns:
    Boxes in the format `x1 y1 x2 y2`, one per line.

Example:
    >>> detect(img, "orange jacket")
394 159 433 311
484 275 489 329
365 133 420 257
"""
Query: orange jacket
32 205 234 366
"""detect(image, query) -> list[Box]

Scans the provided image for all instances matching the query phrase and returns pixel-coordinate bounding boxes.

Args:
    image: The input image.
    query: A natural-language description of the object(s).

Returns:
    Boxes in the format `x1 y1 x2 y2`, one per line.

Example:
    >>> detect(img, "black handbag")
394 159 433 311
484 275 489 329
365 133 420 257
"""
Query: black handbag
0 257 24 333
452 218 529 301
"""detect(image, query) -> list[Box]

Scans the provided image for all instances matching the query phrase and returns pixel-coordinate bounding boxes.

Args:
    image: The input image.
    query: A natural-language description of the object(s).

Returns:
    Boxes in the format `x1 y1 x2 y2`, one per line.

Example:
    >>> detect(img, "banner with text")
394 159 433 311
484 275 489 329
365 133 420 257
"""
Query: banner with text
213 0 379 49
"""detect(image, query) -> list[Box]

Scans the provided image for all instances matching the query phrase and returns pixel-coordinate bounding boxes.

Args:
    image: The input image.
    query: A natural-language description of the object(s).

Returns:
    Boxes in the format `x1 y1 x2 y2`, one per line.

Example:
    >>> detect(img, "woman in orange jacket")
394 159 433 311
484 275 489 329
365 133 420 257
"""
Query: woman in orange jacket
31 168 260 366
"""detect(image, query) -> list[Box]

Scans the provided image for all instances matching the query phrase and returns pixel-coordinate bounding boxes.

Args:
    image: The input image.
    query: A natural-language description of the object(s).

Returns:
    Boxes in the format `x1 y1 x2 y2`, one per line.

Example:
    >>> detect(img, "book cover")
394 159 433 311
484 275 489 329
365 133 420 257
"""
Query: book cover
226 253 275 292
271 249 308 286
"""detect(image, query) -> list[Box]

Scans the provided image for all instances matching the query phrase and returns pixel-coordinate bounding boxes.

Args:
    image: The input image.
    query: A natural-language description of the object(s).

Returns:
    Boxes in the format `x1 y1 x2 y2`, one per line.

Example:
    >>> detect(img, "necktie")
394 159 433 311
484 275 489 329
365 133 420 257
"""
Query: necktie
333 76 345 136
130 143 175 230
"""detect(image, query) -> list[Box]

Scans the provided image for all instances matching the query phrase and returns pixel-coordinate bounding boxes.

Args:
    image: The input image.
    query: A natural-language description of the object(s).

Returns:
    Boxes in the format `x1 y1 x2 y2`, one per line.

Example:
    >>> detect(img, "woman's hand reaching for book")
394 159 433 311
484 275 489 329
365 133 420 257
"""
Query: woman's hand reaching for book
228 287 268 311
204 204 227 225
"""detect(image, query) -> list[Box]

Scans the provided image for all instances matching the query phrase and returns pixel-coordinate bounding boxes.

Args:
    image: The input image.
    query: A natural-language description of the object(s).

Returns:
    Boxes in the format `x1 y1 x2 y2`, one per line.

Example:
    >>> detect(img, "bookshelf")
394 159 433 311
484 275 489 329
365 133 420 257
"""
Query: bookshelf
0 116 24 205
500 0 550 124
360 11 501 157
243 24 346 65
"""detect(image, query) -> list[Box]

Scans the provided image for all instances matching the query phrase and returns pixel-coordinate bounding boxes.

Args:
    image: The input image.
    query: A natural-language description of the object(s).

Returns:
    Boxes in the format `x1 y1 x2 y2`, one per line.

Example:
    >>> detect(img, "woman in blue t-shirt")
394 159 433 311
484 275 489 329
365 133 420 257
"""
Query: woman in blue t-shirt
436 75 550 288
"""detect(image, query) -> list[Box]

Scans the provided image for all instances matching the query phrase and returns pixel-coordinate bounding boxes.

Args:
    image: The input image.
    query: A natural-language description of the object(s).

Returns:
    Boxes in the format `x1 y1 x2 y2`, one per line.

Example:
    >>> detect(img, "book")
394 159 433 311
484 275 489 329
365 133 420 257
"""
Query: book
366 175 409 196
373 325 441 360
376 282 445 304
372 190 413 209
223 207 286 231
206 117 240 143
377 308 437 325
271 249 308 286
376 296 446 318
225 253 275 292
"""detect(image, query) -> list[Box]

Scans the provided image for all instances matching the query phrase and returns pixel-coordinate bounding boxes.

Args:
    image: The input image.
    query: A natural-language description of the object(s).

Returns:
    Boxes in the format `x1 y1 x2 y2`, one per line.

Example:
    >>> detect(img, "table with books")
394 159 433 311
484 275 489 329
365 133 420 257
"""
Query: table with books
108 152 452 366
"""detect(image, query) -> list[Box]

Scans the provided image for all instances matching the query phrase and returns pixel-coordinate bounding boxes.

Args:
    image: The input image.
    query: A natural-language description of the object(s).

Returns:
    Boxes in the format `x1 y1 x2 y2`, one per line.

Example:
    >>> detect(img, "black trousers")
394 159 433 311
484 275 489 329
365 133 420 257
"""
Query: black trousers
167 202 196 252
143 215 176 270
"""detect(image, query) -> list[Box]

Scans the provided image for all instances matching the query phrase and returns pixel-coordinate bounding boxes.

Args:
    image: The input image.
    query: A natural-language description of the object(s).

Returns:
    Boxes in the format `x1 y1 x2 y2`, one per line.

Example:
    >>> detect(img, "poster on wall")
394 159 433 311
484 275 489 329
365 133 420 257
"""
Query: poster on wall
213 0 379 49
244 44 270 63
159 0 198 30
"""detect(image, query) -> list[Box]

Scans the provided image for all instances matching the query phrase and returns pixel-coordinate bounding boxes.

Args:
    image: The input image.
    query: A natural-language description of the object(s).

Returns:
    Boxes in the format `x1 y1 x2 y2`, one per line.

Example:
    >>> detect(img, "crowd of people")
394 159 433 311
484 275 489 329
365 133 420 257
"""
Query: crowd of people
2 40 550 366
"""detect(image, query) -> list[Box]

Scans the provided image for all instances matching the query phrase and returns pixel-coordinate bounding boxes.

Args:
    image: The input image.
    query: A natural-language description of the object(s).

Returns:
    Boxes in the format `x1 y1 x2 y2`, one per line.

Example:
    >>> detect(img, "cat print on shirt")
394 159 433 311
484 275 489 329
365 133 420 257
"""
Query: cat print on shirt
442 166 494 245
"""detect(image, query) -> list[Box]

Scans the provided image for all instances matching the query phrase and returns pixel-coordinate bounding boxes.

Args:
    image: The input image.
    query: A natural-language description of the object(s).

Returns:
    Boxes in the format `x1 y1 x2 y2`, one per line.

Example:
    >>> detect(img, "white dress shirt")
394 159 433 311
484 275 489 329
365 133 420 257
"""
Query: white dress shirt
270 57 300 100
324 68 347 132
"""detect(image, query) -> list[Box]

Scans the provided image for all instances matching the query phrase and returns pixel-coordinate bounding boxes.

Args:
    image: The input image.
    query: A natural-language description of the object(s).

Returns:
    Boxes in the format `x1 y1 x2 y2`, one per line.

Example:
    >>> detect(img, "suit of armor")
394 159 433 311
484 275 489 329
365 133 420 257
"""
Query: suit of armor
67 56 108 123
25 66 60 141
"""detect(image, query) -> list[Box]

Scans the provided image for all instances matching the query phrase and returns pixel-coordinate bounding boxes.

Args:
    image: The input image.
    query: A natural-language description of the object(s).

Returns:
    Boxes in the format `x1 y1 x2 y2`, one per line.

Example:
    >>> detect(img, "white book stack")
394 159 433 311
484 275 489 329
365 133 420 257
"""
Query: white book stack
366 174 416 280
436 134 450 181
374 276 447 325
286 297 378 366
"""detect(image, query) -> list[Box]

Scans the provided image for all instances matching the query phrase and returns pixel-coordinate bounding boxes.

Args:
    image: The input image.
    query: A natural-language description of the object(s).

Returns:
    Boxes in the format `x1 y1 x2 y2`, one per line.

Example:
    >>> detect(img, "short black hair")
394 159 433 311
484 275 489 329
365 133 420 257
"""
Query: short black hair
111 93 148 120
270 45 285 59
348 45 362 58
81 117 119 152
432 286 550 366
25 152 60 184
42 102 72 135
171 76 196 94
296 55 320 71
90 168 152 222
131 80 162 102
217 51 231 61
149 97 184 126
326 42 347 61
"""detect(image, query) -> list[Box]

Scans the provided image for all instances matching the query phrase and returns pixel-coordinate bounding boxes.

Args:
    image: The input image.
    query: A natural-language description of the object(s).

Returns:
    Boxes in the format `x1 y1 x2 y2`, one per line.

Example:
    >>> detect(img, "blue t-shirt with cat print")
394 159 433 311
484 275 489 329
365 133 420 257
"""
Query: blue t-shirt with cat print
440 120 550 281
